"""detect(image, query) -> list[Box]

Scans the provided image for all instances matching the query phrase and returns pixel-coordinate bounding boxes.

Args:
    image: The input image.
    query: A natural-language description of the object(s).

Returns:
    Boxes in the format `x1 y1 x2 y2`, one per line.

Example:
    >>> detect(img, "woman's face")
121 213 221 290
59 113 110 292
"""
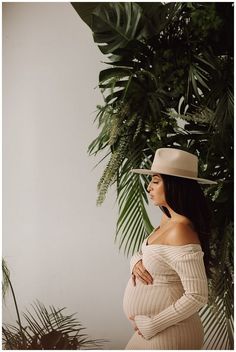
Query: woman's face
147 174 166 206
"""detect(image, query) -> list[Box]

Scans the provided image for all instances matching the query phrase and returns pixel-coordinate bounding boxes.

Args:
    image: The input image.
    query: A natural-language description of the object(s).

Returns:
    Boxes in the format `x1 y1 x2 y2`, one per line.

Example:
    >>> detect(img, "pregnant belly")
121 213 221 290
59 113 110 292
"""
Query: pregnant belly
123 277 183 318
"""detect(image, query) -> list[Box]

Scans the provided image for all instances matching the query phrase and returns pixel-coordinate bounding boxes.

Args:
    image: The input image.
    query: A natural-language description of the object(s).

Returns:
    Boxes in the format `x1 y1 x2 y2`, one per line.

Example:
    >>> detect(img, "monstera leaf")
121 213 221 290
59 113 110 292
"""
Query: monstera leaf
91 2 144 55
71 2 101 28
138 2 182 37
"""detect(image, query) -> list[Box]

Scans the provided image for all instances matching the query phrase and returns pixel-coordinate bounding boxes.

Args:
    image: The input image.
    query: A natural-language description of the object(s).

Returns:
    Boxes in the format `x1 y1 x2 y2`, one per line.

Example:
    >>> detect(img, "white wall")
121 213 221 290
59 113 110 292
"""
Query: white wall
2 2 160 349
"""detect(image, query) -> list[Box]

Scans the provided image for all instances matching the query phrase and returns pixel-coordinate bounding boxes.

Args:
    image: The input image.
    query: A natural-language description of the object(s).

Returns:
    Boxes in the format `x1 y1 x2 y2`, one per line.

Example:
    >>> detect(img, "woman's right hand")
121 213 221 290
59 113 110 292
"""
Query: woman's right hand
132 260 153 286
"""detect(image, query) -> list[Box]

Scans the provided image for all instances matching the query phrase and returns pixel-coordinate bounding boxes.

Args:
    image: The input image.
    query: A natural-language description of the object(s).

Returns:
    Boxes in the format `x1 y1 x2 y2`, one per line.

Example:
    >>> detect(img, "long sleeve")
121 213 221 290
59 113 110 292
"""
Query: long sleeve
130 250 142 274
134 249 208 340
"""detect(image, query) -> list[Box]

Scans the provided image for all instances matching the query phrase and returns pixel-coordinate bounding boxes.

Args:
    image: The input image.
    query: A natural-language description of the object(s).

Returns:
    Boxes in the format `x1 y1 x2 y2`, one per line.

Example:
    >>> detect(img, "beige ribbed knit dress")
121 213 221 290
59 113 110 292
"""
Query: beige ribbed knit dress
123 231 208 350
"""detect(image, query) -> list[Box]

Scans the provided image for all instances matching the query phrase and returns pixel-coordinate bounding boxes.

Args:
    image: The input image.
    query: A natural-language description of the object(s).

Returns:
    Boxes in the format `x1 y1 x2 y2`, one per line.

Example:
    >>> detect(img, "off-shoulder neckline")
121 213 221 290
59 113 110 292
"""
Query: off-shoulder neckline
145 225 202 248
145 242 202 248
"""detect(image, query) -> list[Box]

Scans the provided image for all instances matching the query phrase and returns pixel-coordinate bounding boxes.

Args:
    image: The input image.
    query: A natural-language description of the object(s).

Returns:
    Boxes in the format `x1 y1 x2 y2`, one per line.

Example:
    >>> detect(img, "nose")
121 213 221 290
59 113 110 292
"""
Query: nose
147 181 152 192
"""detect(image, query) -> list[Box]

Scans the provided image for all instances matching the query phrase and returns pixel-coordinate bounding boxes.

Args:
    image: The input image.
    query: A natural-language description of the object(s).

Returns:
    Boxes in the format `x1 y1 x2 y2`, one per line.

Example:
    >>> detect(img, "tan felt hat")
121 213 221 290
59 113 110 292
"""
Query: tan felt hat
131 148 217 184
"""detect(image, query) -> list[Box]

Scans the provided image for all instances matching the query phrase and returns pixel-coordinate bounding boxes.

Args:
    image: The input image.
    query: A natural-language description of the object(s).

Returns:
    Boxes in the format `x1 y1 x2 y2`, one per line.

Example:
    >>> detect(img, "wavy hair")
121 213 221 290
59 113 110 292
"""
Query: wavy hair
159 173 214 279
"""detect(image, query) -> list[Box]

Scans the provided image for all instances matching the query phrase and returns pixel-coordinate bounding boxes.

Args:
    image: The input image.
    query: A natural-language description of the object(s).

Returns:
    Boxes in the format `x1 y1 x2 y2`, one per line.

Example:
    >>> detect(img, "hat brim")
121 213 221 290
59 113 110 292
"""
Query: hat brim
131 169 217 185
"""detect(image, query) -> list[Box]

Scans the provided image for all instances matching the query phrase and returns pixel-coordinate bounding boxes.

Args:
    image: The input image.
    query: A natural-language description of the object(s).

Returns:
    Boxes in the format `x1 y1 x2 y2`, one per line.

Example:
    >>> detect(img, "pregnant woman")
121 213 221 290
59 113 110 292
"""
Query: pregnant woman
123 147 217 349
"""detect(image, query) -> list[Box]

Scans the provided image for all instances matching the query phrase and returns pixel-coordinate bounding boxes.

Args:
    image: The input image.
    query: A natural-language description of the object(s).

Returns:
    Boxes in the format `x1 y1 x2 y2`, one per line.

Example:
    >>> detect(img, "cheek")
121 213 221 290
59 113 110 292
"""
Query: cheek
155 184 165 200
156 183 164 193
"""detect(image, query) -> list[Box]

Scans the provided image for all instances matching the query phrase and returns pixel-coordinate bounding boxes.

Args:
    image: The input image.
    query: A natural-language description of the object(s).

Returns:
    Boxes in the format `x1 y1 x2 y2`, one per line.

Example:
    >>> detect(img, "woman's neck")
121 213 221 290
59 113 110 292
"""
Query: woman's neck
160 208 188 227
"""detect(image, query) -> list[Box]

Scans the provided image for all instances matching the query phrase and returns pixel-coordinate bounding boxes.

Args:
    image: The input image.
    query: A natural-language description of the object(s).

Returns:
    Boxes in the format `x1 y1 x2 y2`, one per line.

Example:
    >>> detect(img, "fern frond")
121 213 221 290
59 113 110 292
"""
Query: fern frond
97 137 129 205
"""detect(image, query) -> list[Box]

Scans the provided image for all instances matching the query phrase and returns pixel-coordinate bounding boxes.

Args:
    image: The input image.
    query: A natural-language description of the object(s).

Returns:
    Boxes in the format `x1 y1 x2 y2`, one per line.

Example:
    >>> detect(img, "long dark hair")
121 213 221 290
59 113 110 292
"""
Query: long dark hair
159 173 213 279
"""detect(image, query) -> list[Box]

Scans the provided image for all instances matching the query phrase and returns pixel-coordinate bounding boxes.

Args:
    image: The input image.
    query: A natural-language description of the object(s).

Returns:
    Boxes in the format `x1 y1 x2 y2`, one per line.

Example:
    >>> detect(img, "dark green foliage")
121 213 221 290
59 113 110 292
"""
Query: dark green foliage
2 259 10 299
3 300 106 350
2 260 107 350
72 2 233 349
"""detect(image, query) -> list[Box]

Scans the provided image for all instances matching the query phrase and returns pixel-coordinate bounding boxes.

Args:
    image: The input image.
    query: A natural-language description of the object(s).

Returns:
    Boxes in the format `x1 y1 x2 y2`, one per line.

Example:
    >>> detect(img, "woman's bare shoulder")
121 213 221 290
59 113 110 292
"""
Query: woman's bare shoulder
166 222 201 245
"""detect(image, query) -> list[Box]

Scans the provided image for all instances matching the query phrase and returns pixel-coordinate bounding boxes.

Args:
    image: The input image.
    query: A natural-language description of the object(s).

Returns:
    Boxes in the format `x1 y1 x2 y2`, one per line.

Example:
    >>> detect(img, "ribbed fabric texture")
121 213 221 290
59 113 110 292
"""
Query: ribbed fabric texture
123 238 208 349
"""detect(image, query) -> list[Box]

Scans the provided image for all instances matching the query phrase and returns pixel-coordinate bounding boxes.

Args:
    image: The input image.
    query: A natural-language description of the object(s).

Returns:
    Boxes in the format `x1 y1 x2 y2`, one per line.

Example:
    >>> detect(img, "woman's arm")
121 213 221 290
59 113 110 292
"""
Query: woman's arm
134 250 208 340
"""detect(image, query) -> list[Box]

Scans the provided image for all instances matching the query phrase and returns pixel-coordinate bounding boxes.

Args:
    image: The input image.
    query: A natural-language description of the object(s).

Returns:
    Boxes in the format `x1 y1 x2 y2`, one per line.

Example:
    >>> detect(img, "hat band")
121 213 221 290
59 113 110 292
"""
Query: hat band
151 165 197 178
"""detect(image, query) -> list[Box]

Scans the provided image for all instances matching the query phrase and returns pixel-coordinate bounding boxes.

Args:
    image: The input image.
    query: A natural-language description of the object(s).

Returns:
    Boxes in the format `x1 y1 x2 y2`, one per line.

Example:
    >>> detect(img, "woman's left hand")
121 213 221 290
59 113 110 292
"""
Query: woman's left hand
129 316 143 337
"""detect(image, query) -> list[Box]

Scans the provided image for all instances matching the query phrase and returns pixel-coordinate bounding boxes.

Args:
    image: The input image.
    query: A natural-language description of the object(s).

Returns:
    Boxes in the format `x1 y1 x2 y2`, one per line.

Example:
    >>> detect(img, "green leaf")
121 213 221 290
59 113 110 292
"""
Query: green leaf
71 3 101 28
99 67 131 83
91 3 143 55
3 301 107 349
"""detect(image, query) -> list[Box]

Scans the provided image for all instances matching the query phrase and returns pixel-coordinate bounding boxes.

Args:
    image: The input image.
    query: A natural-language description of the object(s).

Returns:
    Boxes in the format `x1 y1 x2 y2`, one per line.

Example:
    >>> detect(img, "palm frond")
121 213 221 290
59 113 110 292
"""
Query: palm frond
2 258 10 299
3 300 108 350
200 298 233 349
116 153 154 255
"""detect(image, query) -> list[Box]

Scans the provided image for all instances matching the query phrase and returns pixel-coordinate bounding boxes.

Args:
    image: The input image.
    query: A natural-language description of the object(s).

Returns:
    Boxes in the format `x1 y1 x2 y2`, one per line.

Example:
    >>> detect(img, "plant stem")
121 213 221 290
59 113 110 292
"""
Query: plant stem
5 273 27 348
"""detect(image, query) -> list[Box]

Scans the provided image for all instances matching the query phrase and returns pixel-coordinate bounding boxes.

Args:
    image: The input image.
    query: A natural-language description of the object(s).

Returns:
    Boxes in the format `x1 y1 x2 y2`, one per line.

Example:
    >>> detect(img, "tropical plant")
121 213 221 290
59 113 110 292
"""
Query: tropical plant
2 260 107 349
72 2 233 349
3 300 106 350
2 259 10 299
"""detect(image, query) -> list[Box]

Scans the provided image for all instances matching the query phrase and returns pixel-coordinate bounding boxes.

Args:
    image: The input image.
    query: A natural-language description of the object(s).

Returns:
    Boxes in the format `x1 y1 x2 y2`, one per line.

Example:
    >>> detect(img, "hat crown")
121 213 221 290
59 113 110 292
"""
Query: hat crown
152 148 198 176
